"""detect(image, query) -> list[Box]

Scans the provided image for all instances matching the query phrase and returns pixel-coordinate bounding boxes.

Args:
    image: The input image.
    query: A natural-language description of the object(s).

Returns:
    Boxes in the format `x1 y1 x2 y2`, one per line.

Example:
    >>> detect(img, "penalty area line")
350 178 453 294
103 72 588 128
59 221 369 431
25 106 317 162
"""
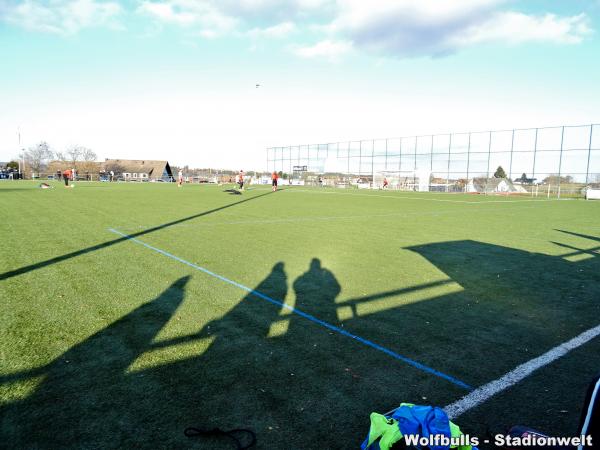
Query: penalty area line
444 323 600 420
108 227 473 391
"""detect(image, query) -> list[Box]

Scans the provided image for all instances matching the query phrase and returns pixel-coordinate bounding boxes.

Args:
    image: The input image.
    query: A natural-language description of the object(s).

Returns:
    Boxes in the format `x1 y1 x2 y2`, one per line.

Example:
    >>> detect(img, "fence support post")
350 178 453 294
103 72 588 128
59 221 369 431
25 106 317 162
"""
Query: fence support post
557 126 565 199
359 140 362 179
371 139 375 188
430 135 434 174
532 128 538 189
508 129 515 181
466 133 471 192
347 143 350 177
446 134 452 192
585 124 594 185
484 131 492 195
398 138 403 187
413 137 418 191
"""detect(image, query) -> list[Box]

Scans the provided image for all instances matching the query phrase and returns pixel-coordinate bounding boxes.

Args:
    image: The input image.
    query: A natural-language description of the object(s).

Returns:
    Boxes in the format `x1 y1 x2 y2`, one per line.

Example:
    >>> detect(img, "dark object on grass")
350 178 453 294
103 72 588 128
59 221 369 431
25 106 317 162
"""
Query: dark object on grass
223 189 242 195
184 426 256 449
502 373 599 449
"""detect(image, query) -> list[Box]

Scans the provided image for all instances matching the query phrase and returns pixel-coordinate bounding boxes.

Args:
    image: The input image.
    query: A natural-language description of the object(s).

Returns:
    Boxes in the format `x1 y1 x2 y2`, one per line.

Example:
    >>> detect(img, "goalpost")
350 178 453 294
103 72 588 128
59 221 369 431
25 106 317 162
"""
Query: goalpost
373 170 431 191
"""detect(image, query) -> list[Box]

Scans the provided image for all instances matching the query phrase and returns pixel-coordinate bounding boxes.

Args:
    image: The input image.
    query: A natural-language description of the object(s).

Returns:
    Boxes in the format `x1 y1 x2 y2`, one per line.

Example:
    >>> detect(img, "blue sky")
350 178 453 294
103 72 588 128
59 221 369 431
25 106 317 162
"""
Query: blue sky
1 0 599 169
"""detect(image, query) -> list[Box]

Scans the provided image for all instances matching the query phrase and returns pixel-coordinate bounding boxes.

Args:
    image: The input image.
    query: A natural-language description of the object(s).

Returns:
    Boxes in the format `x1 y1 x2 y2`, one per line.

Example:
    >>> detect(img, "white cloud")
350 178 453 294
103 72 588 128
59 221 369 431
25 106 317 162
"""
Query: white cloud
137 0 592 56
2 0 592 54
136 0 335 38
137 1 195 26
293 39 352 60
215 0 334 23
1 0 123 35
137 0 237 36
247 21 296 38
328 0 593 57
453 12 592 46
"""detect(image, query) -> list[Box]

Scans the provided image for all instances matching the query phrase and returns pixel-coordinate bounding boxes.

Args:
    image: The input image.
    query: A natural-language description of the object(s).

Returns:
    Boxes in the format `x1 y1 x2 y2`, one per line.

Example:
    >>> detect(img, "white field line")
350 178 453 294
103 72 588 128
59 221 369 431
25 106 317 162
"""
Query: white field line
286 188 563 204
444 323 600 420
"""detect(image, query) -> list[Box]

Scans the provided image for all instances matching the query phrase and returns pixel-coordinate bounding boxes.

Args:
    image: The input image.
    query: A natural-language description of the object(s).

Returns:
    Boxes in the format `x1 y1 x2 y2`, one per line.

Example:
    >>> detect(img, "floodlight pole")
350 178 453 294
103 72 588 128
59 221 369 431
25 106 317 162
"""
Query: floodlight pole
17 130 21 176
17 129 24 178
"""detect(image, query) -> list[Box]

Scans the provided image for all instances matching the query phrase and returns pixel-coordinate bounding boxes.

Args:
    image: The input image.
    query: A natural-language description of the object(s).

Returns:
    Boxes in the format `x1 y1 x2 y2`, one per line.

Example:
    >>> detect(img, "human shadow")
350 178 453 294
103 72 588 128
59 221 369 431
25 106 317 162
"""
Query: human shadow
1 263 295 449
291 258 341 327
1 276 190 448
2 259 416 449
147 259 386 449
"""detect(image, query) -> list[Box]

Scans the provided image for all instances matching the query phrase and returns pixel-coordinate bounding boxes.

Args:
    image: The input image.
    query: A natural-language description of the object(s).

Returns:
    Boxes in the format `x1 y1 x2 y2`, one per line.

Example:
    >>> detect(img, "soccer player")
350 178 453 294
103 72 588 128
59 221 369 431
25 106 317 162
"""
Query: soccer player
383 177 389 189
238 170 244 190
62 168 72 187
178 169 183 187
271 171 278 191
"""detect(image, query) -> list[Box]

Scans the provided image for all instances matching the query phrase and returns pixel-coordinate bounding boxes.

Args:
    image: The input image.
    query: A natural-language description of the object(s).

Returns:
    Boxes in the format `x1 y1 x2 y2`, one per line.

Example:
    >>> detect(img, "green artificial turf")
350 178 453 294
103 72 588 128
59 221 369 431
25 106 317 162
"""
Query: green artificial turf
1 181 599 449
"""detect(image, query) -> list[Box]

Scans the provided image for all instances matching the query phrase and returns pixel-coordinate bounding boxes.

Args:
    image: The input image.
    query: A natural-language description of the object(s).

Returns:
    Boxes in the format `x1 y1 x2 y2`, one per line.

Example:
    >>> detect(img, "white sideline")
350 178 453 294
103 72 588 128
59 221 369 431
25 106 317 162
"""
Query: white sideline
444 323 600 420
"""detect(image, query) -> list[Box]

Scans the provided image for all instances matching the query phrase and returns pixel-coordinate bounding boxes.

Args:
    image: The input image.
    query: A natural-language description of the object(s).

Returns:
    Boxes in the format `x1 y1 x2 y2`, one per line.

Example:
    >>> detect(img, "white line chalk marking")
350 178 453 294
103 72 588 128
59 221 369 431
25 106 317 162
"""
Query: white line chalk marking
444 323 600 419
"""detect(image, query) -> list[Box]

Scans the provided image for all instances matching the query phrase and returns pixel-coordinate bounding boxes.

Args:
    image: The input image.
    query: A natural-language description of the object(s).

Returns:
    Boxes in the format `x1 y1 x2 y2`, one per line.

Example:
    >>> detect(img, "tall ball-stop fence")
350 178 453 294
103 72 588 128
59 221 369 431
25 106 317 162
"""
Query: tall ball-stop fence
267 124 600 198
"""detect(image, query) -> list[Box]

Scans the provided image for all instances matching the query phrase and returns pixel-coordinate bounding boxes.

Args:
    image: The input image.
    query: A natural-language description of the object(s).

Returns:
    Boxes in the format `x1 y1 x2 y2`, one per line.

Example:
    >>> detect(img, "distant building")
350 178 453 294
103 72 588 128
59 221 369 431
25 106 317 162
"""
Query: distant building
103 159 173 182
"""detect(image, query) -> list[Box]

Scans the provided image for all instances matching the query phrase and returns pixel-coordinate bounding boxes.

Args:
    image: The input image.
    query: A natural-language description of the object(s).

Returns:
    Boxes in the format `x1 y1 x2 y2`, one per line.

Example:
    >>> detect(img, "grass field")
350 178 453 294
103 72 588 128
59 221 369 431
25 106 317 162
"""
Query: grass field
1 180 600 449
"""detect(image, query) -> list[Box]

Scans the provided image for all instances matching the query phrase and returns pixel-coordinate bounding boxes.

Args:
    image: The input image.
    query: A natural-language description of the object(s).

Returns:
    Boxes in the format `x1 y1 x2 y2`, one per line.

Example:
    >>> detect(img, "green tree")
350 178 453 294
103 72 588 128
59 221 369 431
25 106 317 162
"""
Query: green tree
543 175 574 185
516 173 536 184
6 161 19 170
494 165 507 178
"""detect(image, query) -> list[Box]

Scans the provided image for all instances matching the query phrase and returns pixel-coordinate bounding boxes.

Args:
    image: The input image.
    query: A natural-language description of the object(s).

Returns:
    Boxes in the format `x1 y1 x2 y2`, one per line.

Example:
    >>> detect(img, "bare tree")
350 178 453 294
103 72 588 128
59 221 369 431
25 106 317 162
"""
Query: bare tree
21 142 53 175
81 147 97 162
54 151 67 163
67 146 83 167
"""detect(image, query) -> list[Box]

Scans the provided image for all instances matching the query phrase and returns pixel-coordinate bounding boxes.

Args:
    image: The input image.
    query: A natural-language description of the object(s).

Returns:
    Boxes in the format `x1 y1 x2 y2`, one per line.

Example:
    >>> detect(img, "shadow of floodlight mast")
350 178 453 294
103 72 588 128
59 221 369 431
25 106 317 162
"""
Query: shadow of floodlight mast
0 190 275 281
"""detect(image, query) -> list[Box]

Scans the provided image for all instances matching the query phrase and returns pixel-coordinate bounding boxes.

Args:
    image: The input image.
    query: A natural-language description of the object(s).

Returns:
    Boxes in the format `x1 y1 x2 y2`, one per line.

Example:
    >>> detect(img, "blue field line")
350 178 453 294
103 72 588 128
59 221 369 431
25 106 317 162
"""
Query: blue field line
108 227 473 390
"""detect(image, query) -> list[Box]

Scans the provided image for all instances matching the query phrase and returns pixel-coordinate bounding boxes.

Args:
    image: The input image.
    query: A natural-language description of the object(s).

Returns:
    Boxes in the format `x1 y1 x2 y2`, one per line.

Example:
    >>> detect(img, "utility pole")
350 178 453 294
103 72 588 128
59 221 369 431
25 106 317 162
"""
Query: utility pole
18 128 25 179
